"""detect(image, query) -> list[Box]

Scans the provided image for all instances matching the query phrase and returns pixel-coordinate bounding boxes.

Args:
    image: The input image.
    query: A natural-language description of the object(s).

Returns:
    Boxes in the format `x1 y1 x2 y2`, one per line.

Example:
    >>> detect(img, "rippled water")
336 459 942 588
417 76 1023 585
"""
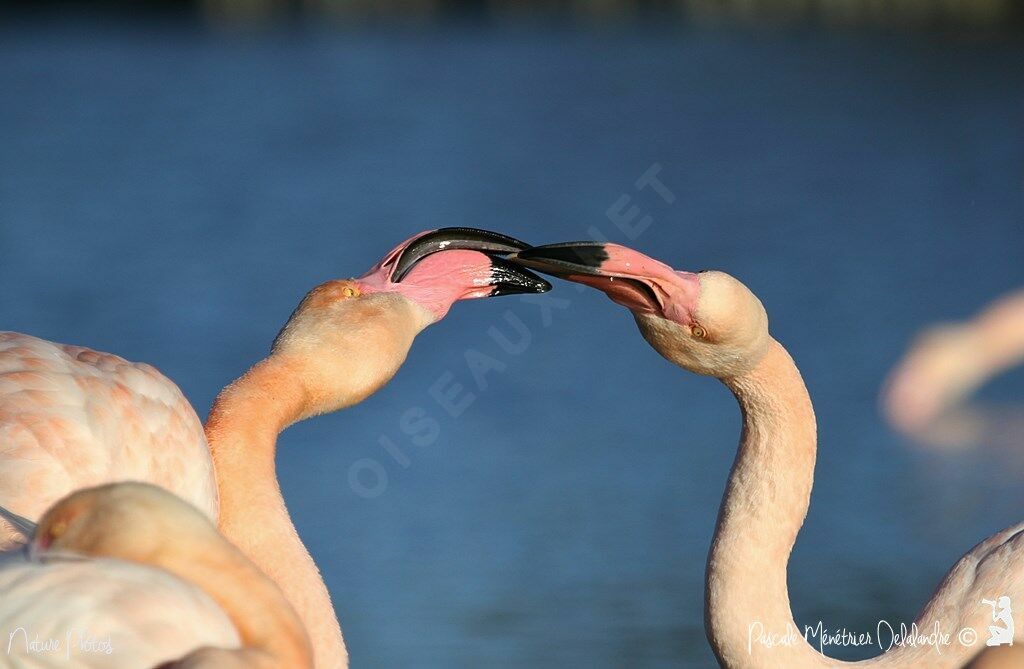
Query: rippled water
2 17 1023 667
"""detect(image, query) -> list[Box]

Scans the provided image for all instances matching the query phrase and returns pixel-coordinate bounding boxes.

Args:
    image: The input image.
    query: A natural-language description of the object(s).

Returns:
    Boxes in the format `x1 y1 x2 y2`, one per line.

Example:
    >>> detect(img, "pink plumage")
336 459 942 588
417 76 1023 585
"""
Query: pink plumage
0 332 217 549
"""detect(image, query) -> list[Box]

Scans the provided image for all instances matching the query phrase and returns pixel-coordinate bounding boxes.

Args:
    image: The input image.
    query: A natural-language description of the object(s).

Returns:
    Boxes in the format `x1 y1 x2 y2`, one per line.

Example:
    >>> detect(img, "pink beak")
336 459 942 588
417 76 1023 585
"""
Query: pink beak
509 242 700 326
357 228 551 321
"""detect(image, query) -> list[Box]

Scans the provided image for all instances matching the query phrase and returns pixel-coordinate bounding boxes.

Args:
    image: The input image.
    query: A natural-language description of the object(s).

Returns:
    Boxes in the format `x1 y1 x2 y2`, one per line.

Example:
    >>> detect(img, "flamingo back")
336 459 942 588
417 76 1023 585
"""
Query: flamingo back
0 555 240 667
0 333 217 549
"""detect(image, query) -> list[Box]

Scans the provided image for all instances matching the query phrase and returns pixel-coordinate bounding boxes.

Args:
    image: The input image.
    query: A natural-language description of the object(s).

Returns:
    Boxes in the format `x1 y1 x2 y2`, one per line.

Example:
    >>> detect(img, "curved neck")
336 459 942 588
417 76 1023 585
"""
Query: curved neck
705 339 980 668
705 339 821 668
972 288 1024 375
163 536 313 667
206 355 348 669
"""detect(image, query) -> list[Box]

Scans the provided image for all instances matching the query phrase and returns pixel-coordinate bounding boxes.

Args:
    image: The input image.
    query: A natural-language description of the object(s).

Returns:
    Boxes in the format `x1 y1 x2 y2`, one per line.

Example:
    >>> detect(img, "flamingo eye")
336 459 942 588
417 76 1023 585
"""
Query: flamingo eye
48 519 68 541
342 286 361 298
691 324 707 339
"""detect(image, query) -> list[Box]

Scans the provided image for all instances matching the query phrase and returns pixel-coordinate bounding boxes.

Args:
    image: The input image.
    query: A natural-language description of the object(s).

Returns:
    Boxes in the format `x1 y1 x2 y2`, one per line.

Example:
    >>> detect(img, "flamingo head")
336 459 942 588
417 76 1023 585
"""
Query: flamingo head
31 482 216 564
510 242 770 377
277 227 549 334
268 228 550 411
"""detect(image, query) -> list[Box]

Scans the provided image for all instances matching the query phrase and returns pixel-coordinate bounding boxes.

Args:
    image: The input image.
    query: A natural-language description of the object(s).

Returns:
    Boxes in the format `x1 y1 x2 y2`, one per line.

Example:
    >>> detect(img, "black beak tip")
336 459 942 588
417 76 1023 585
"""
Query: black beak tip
434 227 533 252
488 257 552 296
509 242 610 276
393 227 535 282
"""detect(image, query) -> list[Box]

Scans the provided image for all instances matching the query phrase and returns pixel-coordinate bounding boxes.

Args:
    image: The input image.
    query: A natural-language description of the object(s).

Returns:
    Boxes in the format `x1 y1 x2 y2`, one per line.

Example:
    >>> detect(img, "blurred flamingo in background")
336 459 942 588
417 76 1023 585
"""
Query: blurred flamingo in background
0 482 312 668
512 242 1024 668
883 288 1024 446
0 228 550 668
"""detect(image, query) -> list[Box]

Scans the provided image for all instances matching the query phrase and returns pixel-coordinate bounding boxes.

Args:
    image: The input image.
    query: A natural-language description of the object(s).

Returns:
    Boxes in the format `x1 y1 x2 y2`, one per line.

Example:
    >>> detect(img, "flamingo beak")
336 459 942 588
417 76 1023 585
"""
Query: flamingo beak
386 227 551 296
509 241 700 324
508 242 617 277
356 228 551 322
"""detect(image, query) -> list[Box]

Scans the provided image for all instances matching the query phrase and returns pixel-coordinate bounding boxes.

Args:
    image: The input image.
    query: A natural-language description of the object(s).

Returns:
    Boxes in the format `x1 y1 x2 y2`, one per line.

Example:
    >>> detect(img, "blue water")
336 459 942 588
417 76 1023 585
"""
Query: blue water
2 18 1024 667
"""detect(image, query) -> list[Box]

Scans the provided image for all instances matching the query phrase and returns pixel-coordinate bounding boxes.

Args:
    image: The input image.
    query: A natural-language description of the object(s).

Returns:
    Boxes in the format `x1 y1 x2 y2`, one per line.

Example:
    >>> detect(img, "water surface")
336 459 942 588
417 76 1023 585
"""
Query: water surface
2 19 1023 667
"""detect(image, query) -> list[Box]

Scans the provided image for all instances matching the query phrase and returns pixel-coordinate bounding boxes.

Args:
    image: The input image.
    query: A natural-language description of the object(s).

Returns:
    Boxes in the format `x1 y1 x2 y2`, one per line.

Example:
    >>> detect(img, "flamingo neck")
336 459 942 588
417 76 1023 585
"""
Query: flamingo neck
206 355 348 669
706 339 988 669
973 289 1024 374
704 338 821 668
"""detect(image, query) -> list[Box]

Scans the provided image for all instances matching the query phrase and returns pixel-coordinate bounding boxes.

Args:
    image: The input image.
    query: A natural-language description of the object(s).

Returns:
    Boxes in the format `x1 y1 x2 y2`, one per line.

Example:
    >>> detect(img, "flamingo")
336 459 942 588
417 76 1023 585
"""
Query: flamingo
883 288 1024 440
0 333 218 550
0 481 312 668
0 228 550 668
510 242 1024 668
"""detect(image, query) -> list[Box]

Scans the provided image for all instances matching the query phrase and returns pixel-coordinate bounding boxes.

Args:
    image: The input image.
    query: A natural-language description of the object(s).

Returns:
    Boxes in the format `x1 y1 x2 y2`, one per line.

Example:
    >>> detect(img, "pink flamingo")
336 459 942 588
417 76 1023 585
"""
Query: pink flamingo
883 288 1024 441
0 228 550 668
1 481 312 668
511 242 1024 668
